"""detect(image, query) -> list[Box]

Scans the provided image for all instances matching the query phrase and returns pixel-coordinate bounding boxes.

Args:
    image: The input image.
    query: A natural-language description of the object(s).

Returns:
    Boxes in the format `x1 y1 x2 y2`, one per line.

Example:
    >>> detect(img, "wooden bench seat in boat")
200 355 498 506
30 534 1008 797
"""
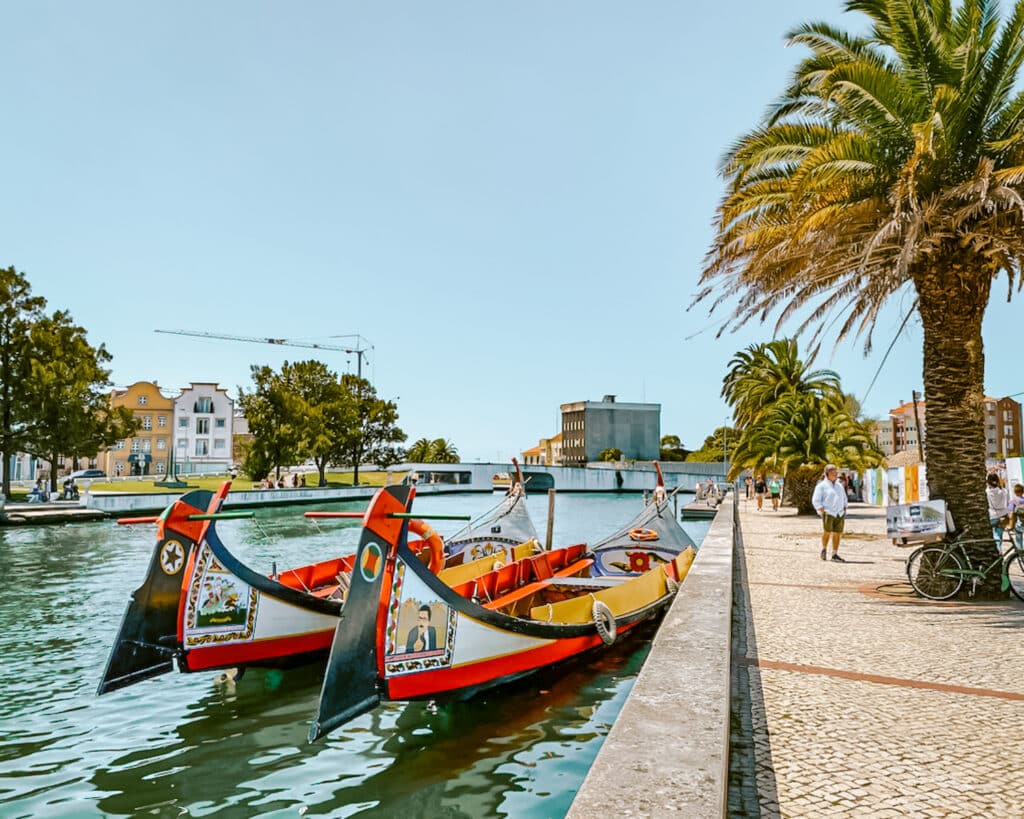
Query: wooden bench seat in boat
277 556 353 594
528 547 696 624
482 557 594 611
436 538 542 588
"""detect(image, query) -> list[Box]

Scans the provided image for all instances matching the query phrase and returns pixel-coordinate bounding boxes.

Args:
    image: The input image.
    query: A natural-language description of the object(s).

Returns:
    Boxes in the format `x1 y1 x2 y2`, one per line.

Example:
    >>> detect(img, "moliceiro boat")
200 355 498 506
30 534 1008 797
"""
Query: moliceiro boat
98 483 514 695
308 484 695 742
444 458 538 562
590 462 698 576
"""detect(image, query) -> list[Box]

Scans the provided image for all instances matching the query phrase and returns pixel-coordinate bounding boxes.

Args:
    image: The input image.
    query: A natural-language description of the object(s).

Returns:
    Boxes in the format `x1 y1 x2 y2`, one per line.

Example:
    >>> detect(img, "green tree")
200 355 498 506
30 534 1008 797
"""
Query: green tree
238 364 303 481
659 434 689 461
598 447 623 462
729 393 880 512
428 438 459 464
722 340 842 428
407 438 432 462
23 311 137 491
0 267 45 497
278 360 355 487
685 427 736 463
699 1 1024 592
333 375 406 485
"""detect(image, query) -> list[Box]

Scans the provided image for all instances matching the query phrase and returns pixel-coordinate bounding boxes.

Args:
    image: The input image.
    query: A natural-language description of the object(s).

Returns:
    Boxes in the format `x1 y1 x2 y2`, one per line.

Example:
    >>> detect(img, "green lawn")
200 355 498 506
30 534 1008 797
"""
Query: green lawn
13 471 390 498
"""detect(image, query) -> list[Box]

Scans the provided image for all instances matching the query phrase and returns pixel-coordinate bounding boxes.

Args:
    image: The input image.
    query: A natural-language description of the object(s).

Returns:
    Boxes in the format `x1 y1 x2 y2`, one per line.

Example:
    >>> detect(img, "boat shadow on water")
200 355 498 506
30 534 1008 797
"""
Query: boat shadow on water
89 622 657 818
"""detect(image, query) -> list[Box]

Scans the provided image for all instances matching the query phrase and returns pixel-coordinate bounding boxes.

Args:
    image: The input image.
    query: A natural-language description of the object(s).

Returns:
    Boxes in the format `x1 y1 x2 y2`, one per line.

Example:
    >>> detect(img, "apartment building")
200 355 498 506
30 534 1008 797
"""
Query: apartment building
875 393 1022 459
521 432 563 466
559 395 660 466
173 383 234 474
103 381 175 477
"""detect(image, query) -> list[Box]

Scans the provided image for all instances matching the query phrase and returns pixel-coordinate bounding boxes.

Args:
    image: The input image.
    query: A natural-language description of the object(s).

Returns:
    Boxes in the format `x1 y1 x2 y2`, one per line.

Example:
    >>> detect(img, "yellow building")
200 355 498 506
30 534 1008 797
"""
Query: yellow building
102 381 175 477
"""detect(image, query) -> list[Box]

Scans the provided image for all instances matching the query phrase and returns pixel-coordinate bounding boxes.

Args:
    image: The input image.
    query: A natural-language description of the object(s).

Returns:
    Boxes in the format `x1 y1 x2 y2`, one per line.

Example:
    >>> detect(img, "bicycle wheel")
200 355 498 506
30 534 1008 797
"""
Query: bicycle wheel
1003 550 1024 602
907 546 964 600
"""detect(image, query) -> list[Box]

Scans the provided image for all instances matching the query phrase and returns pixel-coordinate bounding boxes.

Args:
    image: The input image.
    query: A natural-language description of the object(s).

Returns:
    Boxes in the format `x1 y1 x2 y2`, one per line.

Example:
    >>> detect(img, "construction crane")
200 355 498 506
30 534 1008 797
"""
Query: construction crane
154 329 373 378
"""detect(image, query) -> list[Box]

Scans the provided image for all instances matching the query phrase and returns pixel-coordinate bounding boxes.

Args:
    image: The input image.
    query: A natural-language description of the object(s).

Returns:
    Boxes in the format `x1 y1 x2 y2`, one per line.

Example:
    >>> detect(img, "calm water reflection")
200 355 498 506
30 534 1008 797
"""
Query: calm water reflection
0 492 708 818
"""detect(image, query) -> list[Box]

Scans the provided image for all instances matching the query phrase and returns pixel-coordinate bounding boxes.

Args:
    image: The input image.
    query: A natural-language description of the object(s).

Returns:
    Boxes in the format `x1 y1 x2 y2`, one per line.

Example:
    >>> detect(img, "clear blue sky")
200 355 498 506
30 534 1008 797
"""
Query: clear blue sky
2 2 1019 462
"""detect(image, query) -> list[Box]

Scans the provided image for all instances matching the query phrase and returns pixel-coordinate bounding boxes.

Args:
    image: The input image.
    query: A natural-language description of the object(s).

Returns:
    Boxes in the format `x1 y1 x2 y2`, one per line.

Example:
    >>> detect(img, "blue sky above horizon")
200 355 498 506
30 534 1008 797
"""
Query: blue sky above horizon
2 2 1020 462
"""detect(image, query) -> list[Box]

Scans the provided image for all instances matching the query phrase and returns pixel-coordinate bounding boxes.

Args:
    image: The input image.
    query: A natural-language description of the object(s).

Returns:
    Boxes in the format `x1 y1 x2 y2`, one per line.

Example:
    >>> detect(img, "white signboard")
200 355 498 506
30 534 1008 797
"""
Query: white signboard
886 499 948 541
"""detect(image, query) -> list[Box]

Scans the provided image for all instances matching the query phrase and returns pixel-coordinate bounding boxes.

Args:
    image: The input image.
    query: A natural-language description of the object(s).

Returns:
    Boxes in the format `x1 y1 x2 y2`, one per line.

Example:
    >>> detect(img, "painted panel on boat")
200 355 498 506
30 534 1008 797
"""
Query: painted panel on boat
458 536 520 561
183 544 258 647
592 547 676 575
383 559 456 676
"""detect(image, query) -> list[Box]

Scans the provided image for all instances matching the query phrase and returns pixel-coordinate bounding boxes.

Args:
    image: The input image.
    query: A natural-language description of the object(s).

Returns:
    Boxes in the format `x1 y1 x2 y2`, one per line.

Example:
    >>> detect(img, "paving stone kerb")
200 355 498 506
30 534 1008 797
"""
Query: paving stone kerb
567 495 735 818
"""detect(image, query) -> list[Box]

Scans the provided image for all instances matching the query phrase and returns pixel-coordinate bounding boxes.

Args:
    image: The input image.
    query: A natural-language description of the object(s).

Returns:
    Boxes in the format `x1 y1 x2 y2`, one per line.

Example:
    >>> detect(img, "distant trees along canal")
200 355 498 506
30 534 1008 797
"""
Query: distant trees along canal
0 266 136 499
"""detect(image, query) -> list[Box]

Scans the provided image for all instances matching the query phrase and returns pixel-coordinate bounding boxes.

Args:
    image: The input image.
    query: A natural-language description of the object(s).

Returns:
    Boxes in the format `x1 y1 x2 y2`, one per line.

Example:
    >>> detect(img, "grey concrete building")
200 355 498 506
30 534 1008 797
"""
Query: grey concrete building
559 395 660 466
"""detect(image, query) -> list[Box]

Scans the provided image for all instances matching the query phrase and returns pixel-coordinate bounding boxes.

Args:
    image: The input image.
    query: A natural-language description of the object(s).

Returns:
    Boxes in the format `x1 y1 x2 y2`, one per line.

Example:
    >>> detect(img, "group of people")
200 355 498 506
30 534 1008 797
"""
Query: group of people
257 473 307 490
27 476 79 503
985 473 1024 551
748 474 783 511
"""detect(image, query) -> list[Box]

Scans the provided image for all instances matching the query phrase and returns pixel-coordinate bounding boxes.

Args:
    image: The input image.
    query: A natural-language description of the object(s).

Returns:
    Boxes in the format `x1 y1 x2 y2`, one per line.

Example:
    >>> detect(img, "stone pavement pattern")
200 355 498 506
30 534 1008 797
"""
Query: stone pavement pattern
731 497 1024 818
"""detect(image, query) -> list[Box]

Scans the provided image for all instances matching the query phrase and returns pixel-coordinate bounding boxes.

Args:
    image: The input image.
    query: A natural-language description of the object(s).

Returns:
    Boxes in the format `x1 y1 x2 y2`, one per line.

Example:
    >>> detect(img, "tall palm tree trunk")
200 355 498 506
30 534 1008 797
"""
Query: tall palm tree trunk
915 262 1000 595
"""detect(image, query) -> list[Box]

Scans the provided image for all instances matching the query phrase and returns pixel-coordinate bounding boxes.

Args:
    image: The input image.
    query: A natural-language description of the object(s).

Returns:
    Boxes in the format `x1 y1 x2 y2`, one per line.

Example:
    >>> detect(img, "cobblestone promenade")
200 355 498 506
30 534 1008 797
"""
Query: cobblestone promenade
729 496 1024 818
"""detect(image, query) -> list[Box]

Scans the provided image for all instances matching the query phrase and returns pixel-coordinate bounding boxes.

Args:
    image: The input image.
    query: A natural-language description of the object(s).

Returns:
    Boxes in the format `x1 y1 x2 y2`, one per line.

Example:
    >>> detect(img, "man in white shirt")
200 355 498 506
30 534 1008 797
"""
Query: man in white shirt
812 464 849 562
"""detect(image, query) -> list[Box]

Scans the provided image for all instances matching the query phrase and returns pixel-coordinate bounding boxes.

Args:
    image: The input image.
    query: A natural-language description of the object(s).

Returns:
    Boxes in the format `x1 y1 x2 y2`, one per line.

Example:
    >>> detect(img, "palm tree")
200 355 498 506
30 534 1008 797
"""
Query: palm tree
699 1 1024 591
407 438 432 462
428 439 460 464
722 339 843 428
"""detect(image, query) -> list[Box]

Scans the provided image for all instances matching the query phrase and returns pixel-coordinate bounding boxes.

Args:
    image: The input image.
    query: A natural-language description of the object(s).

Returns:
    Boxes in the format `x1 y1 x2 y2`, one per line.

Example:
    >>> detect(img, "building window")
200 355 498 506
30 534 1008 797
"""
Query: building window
179 418 188 429
138 395 148 406
142 439 152 453
215 418 226 428
141 416 152 430
195 440 209 456
194 397 214 413
196 418 210 435
157 438 166 451
177 438 188 451
115 439 126 450
156 461 165 473
131 439 140 453
158 415 167 427
214 438 225 451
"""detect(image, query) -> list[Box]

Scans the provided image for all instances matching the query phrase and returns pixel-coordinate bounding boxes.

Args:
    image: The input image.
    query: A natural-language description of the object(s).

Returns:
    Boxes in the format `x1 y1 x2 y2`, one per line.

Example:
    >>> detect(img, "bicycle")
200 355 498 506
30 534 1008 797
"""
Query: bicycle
906 531 1024 601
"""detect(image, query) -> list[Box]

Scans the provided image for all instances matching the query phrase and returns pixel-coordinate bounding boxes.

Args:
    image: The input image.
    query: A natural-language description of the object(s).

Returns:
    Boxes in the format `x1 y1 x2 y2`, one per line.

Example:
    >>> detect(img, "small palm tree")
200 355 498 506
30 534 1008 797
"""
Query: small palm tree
406 438 432 462
699 1 1024 591
428 439 460 464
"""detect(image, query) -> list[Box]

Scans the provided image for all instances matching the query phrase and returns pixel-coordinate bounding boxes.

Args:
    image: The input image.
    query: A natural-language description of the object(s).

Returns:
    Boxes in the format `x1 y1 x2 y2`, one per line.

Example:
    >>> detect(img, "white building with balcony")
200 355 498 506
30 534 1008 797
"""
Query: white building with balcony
173 383 234 475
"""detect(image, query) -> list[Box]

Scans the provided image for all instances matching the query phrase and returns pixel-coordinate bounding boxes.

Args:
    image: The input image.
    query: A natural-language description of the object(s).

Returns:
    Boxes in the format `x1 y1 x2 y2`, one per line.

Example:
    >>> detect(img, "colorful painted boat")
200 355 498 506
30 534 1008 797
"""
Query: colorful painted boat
308 483 695 741
590 462 697 576
444 458 538 562
98 483 535 695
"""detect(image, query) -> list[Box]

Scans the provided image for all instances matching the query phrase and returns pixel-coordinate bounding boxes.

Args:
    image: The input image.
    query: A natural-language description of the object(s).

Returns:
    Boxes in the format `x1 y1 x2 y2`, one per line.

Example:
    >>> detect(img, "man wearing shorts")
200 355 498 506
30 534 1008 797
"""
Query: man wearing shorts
812 464 848 562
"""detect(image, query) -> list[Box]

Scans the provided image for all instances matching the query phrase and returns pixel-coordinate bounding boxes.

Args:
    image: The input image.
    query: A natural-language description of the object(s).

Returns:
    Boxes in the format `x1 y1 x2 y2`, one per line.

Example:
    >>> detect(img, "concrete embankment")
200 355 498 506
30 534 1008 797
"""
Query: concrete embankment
567 493 735 817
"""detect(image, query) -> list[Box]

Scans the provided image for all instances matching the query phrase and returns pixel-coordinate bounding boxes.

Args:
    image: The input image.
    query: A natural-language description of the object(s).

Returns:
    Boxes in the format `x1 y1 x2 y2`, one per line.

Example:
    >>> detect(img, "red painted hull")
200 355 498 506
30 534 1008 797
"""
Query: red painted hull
182 628 336 671
386 621 640 700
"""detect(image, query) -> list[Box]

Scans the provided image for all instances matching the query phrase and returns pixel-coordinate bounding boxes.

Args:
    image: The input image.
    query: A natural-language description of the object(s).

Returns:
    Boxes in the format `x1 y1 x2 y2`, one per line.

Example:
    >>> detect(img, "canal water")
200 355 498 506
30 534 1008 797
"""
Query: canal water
0 491 709 818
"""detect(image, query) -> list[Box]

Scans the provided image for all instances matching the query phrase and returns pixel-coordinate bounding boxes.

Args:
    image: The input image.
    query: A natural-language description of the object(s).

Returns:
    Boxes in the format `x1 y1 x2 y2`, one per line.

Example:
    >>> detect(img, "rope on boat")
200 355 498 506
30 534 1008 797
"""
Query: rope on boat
666 574 679 595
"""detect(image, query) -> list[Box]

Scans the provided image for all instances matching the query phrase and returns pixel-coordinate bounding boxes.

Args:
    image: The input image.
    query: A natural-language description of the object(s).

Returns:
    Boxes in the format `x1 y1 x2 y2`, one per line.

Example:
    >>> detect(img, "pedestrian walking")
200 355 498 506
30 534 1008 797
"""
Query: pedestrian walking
812 464 848 562
986 472 1011 547
768 474 782 511
744 475 753 500
753 474 767 511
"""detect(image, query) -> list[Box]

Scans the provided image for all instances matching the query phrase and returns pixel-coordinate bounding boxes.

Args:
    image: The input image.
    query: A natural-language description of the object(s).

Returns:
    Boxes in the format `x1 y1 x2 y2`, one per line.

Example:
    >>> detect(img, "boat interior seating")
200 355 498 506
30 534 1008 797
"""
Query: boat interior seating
277 556 355 597
529 546 696 624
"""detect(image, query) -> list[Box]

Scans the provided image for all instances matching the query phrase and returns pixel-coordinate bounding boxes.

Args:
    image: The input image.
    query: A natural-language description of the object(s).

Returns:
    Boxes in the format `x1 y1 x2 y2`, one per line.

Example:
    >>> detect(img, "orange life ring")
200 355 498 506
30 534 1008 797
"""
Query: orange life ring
628 527 659 542
407 518 445 574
